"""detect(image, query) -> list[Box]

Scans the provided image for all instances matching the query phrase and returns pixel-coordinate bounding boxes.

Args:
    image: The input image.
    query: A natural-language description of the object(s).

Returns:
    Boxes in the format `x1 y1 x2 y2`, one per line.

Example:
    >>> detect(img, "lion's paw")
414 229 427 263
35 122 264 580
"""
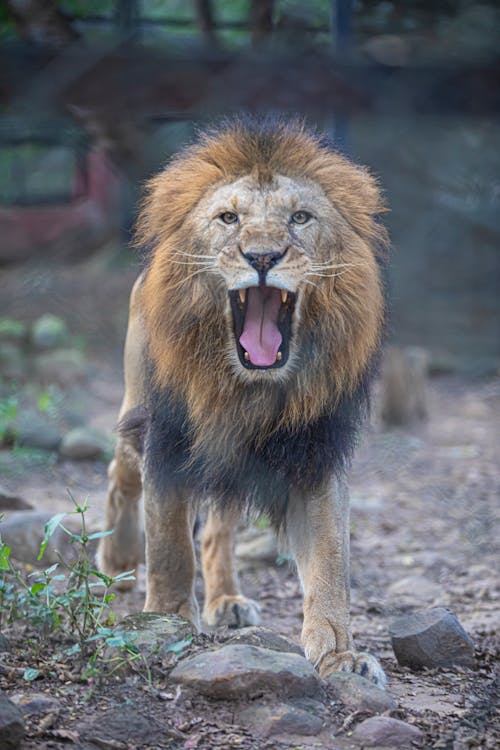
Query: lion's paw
203 595 261 629
319 650 387 688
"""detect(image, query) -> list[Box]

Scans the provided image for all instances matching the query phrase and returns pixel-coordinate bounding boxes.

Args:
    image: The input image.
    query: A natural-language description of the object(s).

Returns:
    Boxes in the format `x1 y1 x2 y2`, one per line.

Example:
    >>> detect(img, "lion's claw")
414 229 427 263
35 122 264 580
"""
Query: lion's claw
203 595 261 628
319 650 387 688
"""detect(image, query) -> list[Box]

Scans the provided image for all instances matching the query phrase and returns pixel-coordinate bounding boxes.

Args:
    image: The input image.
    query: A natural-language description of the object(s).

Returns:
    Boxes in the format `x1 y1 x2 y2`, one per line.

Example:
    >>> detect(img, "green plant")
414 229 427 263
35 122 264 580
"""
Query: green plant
0 394 18 443
0 494 138 673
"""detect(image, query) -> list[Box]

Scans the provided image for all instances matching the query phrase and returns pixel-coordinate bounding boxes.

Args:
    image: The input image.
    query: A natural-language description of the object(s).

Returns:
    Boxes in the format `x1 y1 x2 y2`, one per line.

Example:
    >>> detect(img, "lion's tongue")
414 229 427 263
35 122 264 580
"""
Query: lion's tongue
239 287 282 366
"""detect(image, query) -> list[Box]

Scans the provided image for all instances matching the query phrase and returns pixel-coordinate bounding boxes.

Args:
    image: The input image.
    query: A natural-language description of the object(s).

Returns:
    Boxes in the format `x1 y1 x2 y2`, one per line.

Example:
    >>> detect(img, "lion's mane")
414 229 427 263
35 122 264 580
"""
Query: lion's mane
133 117 387 522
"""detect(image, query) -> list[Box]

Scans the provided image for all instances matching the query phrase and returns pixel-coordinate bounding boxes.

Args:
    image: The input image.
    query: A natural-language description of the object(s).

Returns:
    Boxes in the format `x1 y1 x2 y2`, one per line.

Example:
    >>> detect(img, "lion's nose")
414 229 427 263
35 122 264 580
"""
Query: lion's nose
244 250 285 274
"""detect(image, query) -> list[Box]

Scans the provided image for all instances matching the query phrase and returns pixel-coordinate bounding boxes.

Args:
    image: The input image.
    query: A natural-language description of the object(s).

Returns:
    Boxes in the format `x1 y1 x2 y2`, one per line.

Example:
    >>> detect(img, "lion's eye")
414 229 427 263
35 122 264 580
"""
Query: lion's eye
219 211 239 225
290 211 312 225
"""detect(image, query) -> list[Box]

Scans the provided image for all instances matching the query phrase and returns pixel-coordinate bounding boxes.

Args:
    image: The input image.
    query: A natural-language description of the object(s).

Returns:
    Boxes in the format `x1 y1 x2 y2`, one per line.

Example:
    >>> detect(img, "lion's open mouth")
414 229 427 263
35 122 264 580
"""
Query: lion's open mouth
229 287 296 370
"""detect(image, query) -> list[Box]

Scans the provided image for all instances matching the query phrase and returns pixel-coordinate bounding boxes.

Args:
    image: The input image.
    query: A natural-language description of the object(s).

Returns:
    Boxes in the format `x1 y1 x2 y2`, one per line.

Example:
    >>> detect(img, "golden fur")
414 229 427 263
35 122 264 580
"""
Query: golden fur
98 118 388 686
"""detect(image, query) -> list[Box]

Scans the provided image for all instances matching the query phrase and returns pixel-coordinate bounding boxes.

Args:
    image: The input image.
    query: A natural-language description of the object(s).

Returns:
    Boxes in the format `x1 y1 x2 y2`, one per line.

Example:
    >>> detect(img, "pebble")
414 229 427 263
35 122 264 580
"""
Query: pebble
390 607 475 669
170 643 323 700
35 348 87 387
10 693 61 716
326 673 396 713
59 426 110 460
14 413 62 451
239 701 323 737
352 716 423 746
225 626 303 655
0 694 24 750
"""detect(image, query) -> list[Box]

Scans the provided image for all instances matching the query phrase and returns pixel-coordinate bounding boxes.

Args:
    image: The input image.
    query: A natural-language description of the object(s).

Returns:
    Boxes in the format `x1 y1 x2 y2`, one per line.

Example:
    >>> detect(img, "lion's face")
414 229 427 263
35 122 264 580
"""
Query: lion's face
189 173 338 377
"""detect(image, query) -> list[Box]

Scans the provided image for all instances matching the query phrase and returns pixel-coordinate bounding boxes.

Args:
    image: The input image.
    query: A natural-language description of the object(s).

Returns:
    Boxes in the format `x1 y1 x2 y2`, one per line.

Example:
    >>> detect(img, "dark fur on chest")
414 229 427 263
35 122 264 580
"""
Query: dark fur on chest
121 367 372 525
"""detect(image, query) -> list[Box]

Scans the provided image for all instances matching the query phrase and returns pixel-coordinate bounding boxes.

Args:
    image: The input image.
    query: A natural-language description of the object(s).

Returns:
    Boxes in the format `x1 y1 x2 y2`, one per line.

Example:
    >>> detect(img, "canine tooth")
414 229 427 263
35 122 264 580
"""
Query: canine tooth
276 351 282 361
281 290 288 304
239 289 246 305
244 351 250 361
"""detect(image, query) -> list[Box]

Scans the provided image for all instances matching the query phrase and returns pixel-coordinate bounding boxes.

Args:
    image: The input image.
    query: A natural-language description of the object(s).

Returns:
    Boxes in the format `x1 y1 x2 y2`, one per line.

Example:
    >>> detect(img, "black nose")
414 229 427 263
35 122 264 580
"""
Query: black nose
244 250 284 274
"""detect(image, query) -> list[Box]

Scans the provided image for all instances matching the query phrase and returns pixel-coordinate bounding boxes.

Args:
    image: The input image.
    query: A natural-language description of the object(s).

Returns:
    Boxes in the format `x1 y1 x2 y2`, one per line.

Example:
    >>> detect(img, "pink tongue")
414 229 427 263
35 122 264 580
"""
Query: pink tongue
239 287 282 366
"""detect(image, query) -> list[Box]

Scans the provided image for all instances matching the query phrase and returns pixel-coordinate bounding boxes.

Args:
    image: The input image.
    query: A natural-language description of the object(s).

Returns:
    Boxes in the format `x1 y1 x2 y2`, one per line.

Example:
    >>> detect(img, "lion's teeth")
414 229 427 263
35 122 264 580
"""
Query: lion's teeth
244 351 250 361
239 289 246 305
281 290 288 304
276 351 282 361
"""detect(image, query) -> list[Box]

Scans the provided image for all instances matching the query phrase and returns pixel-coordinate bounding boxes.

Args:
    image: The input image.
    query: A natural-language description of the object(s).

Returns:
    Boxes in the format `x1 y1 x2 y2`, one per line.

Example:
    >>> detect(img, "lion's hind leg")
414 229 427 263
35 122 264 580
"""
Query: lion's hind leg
201 508 261 628
287 479 386 687
97 435 143 590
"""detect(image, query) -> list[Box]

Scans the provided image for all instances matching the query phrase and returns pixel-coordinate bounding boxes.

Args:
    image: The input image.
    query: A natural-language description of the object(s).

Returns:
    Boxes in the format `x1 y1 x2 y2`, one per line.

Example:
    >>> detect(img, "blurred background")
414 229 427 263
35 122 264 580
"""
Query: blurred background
0 0 498 529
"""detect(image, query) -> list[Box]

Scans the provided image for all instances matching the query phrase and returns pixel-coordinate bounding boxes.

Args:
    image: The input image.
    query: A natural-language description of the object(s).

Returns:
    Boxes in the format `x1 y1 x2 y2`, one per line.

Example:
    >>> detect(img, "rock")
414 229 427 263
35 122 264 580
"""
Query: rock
35 348 87 387
114 612 197 657
10 692 61 716
0 634 11 652
59 426 110 460
362 34 412 67
352 716 423 746
0 511 87 566
390 607 475 669
235 529 278 565
0 485 33 511
379 346 428 427
0 694 24 750
326 673 396 714
239 701 323 737
14 413 62 451
170 643 323 700
31 314 68 350
0 318 28 345
79 707 176 747
225 626 303 655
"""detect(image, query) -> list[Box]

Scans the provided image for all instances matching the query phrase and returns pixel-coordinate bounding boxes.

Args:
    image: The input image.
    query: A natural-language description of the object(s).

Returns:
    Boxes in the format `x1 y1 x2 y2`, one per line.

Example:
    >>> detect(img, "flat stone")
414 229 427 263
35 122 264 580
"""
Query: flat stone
0 485 33 511
0 511 87 565
239 701 323 737
79 707 175 747
225 627 303 655
0 694 24 750
352 716 423 747
390 607 474 669
387 575 443 603
170 643 323 700
59 427 110 460
10 692 61 716
31 314 68 350
326 673 396 714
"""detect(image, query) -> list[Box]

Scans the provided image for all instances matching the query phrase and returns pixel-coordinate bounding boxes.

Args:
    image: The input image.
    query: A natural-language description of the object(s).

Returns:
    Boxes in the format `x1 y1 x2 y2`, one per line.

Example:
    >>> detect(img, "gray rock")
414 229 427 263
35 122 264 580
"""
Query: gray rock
326 673 396 714
0 342 26 381
31 314 68 350
239 701 323 737
170 643 323 700
79 707 177 747
387 575 443 603
59 427 110 460
352 716 423 746
14 413 61 451
35 348 87 387
114 612 196 657
390 607 474 669
225 626 303 655
0 634 11 652
0 511 87 566
0 485 33 511
0 694 24 750
10 692 61 716
235 529 278 564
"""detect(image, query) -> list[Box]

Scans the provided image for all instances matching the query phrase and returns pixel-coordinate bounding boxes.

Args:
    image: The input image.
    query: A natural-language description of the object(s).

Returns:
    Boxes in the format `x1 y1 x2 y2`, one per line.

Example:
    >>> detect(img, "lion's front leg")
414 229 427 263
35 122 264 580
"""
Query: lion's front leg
143 482 200 629
286 478 386 687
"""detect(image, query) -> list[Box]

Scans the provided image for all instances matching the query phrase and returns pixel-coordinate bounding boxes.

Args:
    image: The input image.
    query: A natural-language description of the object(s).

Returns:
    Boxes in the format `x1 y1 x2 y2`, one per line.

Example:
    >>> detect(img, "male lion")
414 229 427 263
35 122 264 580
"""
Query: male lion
98 118 387 685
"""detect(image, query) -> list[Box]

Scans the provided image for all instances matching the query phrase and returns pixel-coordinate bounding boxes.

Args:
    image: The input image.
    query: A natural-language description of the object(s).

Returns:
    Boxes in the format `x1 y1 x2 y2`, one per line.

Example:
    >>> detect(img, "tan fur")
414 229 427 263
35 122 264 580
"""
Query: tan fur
98 120 388 686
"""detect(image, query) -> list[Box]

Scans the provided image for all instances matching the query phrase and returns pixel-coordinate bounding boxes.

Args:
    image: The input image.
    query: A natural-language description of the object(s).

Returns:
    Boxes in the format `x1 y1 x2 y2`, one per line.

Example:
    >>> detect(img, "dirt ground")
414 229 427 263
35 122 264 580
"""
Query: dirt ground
0 256 498 749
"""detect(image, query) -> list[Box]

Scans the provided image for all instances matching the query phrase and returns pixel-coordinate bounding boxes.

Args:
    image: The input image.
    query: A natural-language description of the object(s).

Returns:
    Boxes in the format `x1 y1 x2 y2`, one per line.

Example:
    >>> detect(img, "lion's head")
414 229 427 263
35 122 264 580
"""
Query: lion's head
138 118 386 454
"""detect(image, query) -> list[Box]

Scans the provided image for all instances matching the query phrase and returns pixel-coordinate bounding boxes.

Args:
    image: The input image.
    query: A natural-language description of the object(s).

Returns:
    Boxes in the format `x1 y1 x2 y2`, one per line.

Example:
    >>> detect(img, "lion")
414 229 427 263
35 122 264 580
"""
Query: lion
97 117 388 686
